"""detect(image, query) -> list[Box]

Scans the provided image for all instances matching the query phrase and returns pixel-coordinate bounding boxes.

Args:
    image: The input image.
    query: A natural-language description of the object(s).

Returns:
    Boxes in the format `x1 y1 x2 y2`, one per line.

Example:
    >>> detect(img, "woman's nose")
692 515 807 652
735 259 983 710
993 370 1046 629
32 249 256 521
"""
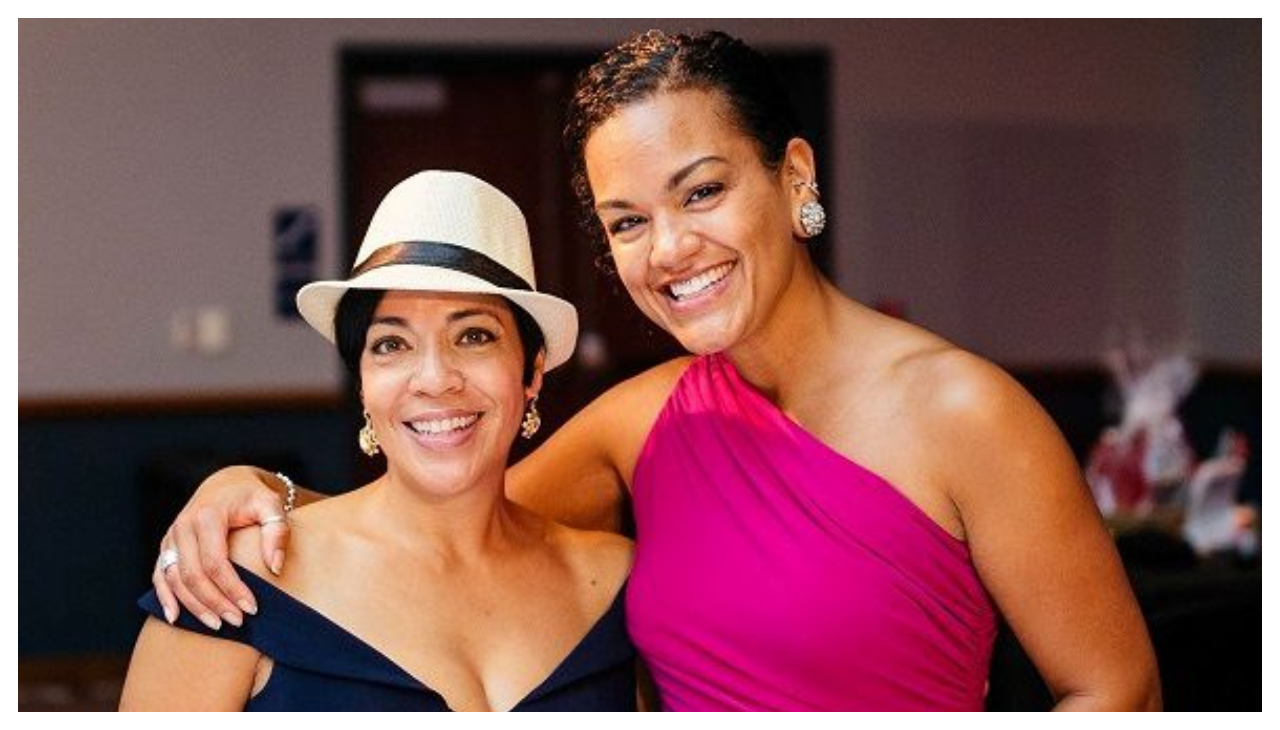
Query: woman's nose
408 346 464 396
649 218 700 271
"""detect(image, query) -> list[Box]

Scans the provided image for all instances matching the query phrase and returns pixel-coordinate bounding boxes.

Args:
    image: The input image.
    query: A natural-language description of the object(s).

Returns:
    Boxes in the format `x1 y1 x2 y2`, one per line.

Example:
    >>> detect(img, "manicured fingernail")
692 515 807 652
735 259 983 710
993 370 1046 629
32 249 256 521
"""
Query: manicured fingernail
163 604 177 624
270 551 284 576
221 612 242 628
238 599 257 616
199 613 222 631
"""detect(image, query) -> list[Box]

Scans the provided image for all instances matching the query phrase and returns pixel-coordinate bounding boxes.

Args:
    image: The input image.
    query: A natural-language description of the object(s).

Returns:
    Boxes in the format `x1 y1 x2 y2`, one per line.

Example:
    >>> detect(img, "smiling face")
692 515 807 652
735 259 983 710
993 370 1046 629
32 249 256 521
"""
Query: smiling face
359 290 540 498
585 88 813 355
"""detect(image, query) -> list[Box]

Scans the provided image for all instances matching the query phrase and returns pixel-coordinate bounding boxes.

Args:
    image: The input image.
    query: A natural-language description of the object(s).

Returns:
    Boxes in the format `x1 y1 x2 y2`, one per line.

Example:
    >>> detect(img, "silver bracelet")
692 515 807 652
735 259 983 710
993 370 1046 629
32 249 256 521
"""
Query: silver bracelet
275 471 297 513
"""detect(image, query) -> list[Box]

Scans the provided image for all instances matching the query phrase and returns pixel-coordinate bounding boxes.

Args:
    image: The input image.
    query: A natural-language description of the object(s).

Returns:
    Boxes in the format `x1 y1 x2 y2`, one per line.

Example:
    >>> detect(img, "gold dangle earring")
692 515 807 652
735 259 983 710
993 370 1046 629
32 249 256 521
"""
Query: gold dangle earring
793 180 826 238
358 410 381 456
521 395 542 440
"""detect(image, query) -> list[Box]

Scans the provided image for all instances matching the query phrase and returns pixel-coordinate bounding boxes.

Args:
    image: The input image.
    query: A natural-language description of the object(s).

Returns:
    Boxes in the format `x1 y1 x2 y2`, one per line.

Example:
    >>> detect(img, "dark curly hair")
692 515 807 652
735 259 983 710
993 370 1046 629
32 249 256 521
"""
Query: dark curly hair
563 30 803 248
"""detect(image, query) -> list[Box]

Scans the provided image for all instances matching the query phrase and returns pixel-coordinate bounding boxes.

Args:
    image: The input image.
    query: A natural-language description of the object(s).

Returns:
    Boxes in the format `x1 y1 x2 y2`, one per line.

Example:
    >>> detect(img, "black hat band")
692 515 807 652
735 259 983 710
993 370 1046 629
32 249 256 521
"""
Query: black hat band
350 241 532 292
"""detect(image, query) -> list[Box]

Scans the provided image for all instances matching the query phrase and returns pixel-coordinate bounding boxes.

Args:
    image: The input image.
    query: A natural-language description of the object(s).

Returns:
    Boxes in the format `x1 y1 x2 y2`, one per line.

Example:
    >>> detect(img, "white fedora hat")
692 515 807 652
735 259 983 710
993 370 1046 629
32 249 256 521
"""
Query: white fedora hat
297 170 579 371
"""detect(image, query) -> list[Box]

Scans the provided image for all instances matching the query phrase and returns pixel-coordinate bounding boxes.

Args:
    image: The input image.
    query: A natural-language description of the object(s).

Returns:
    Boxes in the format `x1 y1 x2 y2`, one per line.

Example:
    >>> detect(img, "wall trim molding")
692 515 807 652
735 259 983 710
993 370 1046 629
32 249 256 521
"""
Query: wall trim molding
19 389 345 419
20 362 1258 420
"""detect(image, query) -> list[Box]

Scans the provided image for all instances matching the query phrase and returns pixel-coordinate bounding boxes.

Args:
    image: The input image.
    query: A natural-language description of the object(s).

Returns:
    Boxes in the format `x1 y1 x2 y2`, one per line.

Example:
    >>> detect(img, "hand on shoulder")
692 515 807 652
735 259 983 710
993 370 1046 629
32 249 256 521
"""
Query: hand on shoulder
226 499 331 586
226 521 277 583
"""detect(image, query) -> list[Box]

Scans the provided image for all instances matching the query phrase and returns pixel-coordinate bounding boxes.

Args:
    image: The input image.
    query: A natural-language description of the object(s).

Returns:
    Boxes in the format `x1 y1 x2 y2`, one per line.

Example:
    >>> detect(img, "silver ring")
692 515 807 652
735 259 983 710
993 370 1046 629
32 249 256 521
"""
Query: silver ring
259 514 287 527
157 548 179 572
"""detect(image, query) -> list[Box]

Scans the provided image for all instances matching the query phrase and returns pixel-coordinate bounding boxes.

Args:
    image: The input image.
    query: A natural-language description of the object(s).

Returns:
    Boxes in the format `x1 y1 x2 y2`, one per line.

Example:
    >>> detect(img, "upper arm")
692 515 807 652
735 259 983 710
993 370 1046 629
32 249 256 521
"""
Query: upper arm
120 529 271 710
119 617 260 710
929 356 1159 709
509 357 692 531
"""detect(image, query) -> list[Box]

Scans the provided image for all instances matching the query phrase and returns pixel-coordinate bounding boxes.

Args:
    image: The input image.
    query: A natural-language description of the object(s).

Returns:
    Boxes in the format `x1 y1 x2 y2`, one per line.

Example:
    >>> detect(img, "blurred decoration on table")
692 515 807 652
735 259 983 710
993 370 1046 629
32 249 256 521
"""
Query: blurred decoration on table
1084 332 1258 558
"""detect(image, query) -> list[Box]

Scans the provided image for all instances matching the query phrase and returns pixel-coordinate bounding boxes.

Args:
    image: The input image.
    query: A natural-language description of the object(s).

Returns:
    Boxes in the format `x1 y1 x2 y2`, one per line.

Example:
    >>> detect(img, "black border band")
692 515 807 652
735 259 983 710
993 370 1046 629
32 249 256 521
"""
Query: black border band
350 241 532 291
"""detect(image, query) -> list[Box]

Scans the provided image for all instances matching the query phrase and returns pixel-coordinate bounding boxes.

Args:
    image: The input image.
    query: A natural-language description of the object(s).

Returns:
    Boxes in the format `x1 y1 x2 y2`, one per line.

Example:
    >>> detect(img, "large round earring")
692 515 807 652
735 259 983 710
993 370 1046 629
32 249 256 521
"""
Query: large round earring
521 396 542 440
792 180 826 238
358 410 381 456
799 200 827 238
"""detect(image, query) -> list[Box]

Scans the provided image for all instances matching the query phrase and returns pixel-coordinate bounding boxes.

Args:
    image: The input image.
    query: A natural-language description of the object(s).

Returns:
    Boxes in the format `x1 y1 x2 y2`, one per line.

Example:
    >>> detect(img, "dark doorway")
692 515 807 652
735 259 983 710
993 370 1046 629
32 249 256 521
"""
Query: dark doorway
340 44 831 468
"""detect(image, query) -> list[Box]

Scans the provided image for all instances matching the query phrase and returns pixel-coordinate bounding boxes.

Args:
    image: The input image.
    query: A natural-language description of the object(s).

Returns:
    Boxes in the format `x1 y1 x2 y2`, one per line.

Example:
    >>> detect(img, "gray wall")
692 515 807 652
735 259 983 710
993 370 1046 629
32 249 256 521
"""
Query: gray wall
19 19 1260 401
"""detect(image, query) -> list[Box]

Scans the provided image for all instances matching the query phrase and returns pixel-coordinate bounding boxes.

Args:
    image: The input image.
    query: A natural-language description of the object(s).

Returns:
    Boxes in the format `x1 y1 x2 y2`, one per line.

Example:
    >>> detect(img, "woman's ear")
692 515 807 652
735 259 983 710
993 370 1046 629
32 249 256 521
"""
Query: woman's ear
784 138 824 239
784 137 818 192
526 350 547 400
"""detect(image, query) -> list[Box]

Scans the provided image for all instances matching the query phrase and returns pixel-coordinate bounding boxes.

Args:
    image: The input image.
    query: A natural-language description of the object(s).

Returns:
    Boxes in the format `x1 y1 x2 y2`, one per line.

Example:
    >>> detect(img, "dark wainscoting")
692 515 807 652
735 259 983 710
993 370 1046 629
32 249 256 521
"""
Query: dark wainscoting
20 393 353 661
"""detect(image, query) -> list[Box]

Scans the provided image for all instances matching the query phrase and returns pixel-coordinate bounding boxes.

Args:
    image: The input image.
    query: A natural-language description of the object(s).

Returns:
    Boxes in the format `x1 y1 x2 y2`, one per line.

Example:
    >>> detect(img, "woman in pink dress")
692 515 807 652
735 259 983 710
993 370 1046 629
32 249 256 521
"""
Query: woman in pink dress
148 30 1159 710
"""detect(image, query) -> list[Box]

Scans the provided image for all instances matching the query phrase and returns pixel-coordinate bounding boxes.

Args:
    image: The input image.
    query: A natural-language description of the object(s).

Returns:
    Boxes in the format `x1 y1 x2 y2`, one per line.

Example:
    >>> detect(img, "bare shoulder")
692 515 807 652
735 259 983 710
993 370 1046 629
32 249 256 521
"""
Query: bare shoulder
545 520 635 593
895 345 1034 425
895 344 1079 504
838 313 1029 435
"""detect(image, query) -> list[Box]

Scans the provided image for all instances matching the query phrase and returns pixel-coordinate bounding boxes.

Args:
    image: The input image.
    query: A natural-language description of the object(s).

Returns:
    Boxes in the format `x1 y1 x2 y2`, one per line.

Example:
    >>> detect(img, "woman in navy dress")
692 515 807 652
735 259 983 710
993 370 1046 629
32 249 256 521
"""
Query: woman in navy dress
119 171 635 711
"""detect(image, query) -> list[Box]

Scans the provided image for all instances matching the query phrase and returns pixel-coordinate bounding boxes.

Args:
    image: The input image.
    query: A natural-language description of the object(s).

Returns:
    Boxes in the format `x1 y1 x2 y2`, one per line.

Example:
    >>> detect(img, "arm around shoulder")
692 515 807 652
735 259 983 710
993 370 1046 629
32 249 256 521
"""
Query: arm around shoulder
925 352 1160 710
508 357 693 531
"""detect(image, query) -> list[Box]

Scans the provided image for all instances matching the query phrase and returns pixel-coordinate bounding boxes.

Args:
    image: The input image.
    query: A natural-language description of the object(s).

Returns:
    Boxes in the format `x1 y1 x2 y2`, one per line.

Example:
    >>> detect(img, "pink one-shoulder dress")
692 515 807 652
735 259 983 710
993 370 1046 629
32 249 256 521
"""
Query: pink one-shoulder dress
626 354 997 710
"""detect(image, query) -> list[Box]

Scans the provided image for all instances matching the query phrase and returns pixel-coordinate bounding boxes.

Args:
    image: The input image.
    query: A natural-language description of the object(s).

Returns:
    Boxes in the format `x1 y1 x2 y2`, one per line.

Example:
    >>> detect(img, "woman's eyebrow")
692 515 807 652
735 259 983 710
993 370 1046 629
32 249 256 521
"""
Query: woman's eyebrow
446 307 502 324
594 155 728 211
667 155 727 191
370 315 409 328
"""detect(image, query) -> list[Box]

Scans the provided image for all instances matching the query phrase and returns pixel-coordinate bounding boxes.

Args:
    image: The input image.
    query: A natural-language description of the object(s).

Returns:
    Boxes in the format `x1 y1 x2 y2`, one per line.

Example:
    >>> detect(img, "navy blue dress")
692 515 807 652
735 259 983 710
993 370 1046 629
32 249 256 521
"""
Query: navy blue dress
137 565 636 711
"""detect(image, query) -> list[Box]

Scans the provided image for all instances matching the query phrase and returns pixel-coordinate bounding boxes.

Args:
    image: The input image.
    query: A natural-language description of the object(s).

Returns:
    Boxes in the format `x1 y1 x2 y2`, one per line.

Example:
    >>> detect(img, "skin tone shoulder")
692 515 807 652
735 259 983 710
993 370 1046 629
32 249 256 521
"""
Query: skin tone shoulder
157 85 1158 709
122 292 632 711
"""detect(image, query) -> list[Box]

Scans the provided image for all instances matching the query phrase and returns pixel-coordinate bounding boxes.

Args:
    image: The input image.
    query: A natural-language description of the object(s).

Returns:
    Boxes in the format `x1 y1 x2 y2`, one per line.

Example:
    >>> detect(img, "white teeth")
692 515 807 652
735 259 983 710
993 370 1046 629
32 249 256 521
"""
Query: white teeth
668 263 733 300
408 414 480 435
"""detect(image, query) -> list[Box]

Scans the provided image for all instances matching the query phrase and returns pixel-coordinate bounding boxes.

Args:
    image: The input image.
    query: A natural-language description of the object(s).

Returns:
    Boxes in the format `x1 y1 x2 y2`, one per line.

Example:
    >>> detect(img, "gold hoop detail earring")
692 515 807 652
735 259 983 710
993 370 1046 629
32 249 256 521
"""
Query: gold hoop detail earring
521 396 542 440
358 410 381 456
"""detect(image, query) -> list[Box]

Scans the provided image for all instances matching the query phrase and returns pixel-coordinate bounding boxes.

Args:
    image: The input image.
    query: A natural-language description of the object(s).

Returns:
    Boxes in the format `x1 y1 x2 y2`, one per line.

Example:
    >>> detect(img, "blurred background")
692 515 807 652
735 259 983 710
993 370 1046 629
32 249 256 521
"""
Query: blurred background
19 18 1259 710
